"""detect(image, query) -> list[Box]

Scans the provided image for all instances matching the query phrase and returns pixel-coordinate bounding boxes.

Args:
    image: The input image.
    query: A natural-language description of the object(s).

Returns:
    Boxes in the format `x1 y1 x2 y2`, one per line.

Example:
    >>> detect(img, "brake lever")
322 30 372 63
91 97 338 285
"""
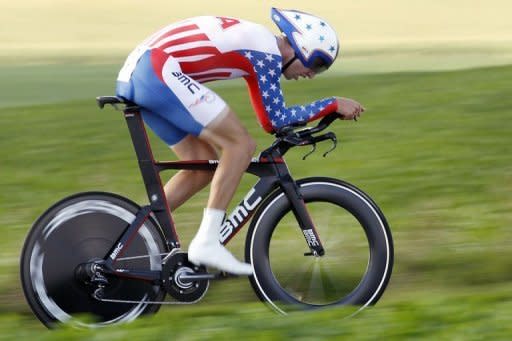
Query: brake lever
322 134 338 157
302 143 317 160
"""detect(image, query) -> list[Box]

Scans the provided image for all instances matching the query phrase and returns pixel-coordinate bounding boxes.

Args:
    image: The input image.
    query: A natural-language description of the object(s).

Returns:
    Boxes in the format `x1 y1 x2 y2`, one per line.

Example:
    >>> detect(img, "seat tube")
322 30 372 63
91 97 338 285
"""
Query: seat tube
123 109 180 249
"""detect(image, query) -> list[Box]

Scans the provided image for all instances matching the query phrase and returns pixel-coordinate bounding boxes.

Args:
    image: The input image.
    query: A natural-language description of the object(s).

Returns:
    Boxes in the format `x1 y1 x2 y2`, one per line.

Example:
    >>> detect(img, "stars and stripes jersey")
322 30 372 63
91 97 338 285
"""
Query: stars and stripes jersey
118 16 338 133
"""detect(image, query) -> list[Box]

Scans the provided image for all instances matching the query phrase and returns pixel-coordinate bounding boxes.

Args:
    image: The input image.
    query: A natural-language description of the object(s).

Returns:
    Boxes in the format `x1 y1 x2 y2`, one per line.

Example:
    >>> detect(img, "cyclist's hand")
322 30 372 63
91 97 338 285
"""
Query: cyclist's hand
336 97 365 120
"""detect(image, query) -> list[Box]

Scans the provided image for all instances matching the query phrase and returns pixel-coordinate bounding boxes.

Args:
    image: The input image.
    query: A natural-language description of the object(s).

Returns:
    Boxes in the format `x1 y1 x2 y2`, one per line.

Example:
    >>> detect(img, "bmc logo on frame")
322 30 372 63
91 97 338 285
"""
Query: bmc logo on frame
302 229 320 247
220 188 262 243
109 242 124 260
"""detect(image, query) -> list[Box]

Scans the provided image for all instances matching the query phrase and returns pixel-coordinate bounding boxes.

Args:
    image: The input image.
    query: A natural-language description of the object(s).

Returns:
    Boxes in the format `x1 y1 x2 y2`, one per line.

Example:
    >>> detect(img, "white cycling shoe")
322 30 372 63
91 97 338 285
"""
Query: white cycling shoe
188 208 253 276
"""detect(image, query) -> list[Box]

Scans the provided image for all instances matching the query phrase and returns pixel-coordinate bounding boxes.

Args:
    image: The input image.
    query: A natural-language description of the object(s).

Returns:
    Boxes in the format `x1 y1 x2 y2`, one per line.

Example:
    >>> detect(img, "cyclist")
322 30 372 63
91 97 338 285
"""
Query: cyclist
116 8 365 275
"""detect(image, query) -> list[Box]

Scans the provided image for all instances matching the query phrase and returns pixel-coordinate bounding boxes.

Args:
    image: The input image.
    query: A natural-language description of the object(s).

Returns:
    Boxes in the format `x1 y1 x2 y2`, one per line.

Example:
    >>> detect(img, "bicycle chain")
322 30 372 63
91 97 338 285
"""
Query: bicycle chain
94 295 199 305
94 251 207 305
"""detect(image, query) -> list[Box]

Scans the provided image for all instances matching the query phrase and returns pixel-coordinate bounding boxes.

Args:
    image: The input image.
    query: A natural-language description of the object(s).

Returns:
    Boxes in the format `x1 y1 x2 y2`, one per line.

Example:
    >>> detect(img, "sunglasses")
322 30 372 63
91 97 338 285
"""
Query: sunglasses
309 57 330 74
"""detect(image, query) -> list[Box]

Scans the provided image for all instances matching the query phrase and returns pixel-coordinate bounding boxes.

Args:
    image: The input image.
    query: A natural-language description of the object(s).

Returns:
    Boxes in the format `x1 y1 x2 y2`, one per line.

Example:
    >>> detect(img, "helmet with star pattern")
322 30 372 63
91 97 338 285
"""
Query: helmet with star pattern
271 7 340 73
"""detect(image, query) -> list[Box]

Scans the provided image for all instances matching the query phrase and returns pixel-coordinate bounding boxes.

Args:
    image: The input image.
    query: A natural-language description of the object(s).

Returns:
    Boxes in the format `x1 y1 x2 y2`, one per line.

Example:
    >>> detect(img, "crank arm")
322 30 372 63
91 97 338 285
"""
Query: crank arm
178 273 218 283
179 271 242 282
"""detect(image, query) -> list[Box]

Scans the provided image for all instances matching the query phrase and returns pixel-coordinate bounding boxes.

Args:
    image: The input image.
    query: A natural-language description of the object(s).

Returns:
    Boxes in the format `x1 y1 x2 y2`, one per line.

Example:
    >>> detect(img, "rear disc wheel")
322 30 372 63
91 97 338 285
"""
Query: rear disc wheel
20 192 168 328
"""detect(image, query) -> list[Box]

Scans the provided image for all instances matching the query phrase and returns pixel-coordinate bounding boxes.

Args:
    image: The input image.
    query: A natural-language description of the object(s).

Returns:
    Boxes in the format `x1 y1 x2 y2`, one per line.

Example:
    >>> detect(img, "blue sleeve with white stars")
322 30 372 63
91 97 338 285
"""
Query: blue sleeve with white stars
240 49 338 132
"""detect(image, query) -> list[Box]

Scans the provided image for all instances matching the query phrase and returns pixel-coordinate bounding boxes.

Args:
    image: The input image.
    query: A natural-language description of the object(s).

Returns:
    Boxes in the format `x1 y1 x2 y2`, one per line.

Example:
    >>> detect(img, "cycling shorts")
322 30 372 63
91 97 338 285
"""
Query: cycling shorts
116 49 227 146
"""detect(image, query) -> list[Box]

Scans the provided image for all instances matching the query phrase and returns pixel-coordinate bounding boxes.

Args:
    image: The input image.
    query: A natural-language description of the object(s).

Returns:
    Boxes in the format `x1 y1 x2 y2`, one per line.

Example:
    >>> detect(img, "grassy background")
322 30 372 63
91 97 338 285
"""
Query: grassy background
1 0 512 339
1 65 511 338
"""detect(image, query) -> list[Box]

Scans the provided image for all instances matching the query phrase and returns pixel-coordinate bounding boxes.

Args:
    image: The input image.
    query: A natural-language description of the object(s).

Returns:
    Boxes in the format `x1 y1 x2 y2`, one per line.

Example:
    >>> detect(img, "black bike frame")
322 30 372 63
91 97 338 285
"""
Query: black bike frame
102 105 325 282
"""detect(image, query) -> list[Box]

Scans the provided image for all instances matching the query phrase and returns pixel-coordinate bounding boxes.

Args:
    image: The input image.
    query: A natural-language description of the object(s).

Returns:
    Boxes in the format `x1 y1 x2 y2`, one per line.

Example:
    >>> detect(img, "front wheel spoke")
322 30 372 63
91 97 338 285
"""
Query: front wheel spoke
306 260 326 302
318 260 341 299
278 257 315 296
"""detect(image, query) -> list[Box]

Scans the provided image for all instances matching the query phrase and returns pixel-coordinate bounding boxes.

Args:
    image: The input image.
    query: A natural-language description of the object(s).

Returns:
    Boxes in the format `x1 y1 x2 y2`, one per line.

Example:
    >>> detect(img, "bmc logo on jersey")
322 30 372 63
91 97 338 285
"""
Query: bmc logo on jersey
171 72 200 94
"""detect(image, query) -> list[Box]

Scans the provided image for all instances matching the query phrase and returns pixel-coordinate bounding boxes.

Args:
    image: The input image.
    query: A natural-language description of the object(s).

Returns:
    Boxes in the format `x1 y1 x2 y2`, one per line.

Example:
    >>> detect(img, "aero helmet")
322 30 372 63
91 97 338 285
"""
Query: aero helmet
271 7 340 73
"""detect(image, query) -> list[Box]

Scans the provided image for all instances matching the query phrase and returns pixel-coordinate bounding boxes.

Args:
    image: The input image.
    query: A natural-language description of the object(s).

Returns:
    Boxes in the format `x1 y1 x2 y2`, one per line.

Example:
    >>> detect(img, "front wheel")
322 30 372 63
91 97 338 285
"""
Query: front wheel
246 177 393 315
20 192 168 328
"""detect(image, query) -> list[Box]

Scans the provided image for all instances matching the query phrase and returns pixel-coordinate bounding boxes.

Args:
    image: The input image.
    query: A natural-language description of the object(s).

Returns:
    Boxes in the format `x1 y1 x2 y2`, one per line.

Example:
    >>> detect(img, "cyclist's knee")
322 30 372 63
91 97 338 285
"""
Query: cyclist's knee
226 128 255 161
244 135 257 158
201 107 256 159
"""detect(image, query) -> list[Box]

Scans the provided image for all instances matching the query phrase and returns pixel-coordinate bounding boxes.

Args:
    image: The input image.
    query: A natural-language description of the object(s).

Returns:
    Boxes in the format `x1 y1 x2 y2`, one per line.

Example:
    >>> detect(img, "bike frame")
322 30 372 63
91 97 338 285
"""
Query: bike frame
101 105 325 282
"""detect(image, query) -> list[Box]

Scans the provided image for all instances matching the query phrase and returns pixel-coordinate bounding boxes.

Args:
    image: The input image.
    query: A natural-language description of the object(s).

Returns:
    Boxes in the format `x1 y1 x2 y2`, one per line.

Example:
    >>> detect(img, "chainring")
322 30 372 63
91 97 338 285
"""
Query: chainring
161 250 209 302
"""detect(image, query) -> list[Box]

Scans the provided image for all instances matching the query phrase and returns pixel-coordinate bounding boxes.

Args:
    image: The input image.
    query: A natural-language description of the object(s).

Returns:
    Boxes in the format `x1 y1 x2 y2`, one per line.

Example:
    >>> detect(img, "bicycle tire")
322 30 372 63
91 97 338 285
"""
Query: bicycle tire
20 192 168 328
245 177 393 315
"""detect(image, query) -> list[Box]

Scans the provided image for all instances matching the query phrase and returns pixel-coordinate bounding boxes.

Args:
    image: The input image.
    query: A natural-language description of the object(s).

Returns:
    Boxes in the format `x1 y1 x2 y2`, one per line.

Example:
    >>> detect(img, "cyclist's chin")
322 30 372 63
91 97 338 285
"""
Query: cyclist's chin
283 74 300 81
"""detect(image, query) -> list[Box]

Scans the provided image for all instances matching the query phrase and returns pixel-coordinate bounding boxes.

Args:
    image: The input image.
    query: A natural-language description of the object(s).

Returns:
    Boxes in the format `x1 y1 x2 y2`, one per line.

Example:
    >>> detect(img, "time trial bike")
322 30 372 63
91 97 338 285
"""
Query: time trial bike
20 96 393 328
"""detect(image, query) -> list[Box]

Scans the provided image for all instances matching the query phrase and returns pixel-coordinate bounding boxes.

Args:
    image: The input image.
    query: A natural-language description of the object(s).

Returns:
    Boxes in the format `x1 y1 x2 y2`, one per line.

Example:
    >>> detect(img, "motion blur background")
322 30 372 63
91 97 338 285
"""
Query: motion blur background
1 0 511 339
3 0 512 64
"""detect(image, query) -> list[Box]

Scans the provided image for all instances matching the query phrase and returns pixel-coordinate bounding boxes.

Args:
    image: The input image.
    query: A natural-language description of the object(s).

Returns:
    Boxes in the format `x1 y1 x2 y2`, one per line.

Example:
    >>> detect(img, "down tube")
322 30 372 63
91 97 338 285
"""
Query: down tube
220 177 278 245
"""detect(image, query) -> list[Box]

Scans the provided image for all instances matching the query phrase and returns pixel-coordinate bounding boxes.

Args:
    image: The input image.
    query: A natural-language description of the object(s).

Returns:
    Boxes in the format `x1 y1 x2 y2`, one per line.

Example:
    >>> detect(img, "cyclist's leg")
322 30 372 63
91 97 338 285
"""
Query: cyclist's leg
166 135 218 211
147 104 254 274
141 109 217 211
155 105 255 274
198 107 256 211
130 51 253 274
188 107 255 275
144 104 255 213
147 104 256 213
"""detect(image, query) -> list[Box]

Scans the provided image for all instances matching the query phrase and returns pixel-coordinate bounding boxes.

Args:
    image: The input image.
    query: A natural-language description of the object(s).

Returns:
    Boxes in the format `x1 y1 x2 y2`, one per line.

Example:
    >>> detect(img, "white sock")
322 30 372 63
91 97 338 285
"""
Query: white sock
194 208 225 244
189 208 253 275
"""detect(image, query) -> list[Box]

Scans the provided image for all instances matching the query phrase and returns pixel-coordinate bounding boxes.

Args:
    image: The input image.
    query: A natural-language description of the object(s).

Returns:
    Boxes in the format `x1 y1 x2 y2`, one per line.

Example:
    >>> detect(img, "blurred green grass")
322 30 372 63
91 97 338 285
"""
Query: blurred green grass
1 286 511 339
1 63 511 337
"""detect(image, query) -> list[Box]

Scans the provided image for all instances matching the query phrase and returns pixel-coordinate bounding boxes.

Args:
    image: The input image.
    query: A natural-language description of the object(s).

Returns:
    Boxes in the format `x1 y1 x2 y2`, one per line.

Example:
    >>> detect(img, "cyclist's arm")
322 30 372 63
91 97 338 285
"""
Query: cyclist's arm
244 55 339 132
280 96 339 128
